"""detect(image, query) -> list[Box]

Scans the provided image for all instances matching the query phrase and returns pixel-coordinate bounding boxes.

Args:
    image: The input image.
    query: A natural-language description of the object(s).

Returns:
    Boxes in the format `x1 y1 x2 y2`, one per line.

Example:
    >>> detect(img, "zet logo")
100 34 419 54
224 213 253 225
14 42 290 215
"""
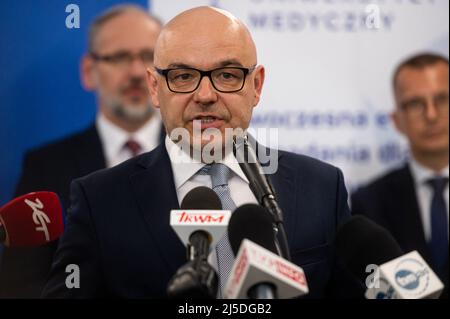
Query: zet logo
394 258 429 296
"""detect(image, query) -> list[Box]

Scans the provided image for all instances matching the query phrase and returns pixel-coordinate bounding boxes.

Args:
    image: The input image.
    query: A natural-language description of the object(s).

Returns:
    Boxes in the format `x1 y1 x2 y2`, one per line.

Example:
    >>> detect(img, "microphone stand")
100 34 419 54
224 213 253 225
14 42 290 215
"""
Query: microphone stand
167 231 219 299
233 136 291 261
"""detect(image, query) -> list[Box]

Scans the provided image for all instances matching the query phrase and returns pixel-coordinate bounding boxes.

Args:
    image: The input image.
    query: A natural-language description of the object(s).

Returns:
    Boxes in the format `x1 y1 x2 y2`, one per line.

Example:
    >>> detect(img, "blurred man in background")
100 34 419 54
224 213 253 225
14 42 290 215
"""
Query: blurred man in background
352 53 449 298
0 5 164 298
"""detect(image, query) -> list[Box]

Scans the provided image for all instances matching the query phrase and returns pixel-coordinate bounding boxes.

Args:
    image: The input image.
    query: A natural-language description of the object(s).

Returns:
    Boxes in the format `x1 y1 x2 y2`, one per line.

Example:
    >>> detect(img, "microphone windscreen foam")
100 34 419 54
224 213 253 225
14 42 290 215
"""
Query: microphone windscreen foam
180 186 222 210
335 215 403 282
228 203 277 256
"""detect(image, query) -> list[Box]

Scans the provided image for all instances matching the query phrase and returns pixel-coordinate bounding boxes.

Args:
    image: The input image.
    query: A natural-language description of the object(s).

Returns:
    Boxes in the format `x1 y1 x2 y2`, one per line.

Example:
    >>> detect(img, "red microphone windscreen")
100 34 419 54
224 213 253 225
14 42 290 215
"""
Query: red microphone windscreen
0 191 64 247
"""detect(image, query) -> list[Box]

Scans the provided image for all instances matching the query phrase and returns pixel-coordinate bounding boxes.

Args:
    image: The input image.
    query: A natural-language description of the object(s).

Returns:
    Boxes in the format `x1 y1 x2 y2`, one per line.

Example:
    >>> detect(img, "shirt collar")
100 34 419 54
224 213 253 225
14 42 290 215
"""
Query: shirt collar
133 111 162 151
165 136 249 190
97 114 129 161
96 111 162 159
409 156 450 186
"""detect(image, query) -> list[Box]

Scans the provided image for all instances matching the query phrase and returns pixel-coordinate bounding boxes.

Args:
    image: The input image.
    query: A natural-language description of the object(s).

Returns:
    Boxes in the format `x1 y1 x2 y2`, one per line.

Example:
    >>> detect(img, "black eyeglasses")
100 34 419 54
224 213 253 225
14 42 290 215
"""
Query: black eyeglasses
155 66 257 93
400 93 449 118
90 50 154 68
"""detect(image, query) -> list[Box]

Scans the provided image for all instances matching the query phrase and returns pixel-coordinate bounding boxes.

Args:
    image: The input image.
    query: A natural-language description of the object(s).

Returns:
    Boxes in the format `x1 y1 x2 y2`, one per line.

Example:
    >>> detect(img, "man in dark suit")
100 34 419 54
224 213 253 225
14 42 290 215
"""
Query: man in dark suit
0 5 164 298
42 6 361 298
352 53 449 298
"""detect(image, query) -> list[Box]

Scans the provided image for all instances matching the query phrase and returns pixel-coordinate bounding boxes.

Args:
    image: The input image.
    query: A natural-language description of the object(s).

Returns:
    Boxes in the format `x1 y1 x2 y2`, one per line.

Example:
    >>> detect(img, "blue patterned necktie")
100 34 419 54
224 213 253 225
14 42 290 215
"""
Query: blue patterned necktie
199 163 236 296
426 176 449 277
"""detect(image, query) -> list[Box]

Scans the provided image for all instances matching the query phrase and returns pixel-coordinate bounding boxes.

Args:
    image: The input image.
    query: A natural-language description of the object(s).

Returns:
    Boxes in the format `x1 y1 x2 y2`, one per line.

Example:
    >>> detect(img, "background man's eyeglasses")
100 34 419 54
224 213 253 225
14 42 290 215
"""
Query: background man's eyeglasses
400 93 449 118
90 50 154 68
155 66 256 93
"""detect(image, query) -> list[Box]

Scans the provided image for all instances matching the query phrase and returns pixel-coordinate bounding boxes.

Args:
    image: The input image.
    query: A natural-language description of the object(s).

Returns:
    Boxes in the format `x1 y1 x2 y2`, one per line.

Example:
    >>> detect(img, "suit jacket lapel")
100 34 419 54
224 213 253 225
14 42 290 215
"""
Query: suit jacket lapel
75 124 106 175
265 151 298 244
129 144 186 274
158 124 166 144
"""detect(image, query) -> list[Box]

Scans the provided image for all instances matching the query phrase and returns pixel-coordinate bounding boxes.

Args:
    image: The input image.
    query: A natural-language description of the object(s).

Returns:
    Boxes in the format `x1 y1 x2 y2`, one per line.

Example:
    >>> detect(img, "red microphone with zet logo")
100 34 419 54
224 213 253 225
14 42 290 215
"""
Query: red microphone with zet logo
0 191 64 247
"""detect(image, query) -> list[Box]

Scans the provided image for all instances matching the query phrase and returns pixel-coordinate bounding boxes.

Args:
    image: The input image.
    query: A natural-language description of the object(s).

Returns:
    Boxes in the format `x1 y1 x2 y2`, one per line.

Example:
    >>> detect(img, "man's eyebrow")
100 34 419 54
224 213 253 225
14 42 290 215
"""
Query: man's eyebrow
165 60 245 69
166 63 192 69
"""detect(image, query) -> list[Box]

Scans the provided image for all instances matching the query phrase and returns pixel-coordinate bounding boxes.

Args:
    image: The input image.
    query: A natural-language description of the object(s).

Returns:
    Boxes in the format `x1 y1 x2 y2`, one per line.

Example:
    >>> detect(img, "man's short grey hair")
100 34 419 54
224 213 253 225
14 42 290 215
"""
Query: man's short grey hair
88 4 163 53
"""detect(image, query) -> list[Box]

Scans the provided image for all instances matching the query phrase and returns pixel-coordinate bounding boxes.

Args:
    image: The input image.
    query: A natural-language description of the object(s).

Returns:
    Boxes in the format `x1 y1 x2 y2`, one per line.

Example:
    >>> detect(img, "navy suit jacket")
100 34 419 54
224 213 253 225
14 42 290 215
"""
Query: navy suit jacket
351 164 448 298
43 143 361 298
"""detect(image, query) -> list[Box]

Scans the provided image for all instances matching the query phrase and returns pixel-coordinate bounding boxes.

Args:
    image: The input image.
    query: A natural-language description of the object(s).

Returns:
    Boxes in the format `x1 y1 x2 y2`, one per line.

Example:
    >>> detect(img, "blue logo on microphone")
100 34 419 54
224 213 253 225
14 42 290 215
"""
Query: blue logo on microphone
394 258 429 295
395 270 420 290
376 289 395 299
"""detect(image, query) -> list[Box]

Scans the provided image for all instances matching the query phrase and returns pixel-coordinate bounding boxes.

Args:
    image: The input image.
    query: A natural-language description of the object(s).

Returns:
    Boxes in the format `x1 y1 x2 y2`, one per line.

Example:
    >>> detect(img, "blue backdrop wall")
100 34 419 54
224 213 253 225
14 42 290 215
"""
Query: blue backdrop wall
0 0 149 206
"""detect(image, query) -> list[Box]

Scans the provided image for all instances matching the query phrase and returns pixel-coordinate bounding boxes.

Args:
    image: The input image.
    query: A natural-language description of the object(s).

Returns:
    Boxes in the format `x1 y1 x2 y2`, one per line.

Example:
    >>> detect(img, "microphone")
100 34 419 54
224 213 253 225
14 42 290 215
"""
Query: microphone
0 191 64 247
224 204 309 299
336 216 444 299
171 186 231 255
233 136 291 260
167 186 231 298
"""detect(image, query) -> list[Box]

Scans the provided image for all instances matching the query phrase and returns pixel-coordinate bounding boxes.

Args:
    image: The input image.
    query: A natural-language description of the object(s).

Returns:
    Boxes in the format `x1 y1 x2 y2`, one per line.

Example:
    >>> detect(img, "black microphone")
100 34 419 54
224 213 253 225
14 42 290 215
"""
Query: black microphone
233 136 291 260
228 204 278 256
336 216 444 299
181 187 222 262
225 204 307 299
336 215 403 284
228 204 280 299
225 204 309 299
167 187 222 299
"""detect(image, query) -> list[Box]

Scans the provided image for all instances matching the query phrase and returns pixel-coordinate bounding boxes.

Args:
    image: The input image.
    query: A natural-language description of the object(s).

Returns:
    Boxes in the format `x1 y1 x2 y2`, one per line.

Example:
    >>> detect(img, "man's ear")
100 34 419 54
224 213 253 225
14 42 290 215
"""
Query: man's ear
146 68 160 108
391 108 405 135
80 55 97 91
252 65 265 107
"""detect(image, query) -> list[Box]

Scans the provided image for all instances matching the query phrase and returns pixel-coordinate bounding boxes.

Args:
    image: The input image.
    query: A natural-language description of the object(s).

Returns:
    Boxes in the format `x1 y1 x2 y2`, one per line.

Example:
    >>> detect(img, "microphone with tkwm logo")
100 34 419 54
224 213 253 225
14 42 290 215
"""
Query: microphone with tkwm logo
0 191 64 247
167 186 231 298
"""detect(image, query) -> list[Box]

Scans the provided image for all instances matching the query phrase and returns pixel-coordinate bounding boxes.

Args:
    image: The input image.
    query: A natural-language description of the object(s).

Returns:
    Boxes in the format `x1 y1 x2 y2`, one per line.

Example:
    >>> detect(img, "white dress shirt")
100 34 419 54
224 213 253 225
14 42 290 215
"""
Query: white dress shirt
96 112 162 168
165 136 258 295
165 136 258 207
409 158 449 242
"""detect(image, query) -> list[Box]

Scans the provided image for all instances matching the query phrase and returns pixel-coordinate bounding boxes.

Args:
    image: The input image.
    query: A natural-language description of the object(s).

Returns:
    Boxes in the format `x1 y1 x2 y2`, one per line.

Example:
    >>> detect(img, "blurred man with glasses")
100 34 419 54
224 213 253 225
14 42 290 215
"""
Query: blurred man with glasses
352 53 449 298
0 5 164 298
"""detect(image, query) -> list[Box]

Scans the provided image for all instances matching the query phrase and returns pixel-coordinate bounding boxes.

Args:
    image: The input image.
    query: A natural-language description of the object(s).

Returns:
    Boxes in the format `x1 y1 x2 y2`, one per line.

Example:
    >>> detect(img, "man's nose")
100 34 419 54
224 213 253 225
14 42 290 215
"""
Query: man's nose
424 99 439 122
193 76 218 104
128 57 148 78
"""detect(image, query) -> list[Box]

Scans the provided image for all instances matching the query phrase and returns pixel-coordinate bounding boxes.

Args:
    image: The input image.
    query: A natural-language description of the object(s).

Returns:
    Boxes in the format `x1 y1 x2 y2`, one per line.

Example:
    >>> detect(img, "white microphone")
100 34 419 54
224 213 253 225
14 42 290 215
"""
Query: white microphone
336 216 444 299
224 204 309 299
167 186 231 298
170 188 231 254
225 239 309 299
365 250 443 299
